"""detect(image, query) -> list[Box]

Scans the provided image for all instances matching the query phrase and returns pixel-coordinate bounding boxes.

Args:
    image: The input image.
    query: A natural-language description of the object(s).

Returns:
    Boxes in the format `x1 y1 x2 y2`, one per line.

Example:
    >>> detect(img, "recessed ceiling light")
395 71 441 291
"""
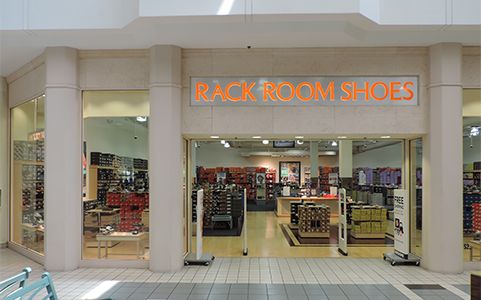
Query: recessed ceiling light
295 136 304 139
210 135 220 139
470 126 480 137
252 136 261 139
337 136 347 139
381 136 391 139
262 140 269 145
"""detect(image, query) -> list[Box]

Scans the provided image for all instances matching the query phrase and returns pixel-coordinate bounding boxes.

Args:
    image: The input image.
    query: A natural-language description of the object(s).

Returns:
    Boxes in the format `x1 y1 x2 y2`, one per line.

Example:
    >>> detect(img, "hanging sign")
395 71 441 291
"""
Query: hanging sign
191 76 418 106
393 189 410 259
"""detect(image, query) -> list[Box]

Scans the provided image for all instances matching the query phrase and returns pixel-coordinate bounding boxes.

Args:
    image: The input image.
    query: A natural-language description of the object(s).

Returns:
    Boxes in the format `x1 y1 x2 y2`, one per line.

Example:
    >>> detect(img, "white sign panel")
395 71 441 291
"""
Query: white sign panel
393 189 410 258
191 76 418 106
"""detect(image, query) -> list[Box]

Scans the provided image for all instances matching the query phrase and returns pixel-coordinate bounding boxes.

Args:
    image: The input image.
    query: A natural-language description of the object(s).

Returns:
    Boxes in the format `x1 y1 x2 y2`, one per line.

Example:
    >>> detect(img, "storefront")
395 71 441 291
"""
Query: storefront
1 45 479 274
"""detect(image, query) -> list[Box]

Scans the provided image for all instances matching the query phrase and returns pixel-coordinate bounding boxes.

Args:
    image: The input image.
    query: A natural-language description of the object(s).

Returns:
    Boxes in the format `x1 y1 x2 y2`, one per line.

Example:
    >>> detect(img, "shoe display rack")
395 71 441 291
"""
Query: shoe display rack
12 140 45 251
473 202 481 232
464 193 481 233
191 184 244 231
266 172 275 201
197 166 276 202
298 204 330 238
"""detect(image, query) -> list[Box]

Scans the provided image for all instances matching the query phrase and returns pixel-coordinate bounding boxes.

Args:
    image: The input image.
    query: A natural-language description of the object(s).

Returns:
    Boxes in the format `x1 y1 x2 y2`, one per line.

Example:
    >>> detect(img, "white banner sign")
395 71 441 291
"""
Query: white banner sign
393 189 410 258
191 76 418 106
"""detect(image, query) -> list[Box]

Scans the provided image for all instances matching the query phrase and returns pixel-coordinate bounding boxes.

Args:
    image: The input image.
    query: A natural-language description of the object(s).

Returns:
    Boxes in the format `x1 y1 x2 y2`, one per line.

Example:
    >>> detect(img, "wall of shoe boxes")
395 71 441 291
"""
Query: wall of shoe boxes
83 151 149 233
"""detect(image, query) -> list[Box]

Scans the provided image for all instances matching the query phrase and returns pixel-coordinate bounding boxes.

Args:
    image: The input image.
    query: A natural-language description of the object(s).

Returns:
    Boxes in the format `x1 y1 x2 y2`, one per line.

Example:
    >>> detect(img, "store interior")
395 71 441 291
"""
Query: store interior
190 138 404 258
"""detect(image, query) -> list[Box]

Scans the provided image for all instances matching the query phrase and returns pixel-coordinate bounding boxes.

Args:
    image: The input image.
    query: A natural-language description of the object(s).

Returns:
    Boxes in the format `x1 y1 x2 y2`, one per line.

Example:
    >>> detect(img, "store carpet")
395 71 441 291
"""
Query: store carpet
202 219 244 236
280 224 394 247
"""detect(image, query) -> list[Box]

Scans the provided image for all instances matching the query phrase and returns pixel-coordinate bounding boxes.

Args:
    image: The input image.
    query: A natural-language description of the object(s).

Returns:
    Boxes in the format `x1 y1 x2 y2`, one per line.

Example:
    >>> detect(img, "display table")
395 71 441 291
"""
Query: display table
85 208 120 228
276 196 338 217
468 240 481 261
96 232 148 259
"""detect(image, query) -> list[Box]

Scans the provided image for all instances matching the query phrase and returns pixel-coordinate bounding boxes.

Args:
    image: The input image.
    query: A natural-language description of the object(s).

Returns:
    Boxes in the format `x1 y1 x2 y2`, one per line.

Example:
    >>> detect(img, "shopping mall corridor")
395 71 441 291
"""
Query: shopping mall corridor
0 248 471 300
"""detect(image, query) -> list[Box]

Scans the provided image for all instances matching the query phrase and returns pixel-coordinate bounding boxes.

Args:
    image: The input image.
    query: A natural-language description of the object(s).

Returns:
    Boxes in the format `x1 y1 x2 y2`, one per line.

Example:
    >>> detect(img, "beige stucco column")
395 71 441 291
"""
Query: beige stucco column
339 140 353 186
0 77 8 248
423 43 463 273
149 45 184 272
44 47 82 271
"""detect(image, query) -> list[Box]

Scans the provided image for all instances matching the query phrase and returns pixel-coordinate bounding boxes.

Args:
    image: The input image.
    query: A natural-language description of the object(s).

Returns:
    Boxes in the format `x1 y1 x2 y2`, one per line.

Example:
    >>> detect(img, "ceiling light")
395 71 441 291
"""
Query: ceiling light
252 136 261 139
470 126 480 137
296 140 304 145
337 136 347 139
224 142 230 148
210 135 220 139
294 136 304 139
220 140 226 144
136 116 147 122
381 136 391 139
262 140 269 145
320 151 337 156
331 141 338 147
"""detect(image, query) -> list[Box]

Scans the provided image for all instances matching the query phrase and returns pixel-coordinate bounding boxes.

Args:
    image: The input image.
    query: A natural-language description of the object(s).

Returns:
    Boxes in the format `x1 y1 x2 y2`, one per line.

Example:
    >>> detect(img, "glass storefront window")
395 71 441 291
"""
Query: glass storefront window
82 91 150 260
10 95 45 254
463 116 481 261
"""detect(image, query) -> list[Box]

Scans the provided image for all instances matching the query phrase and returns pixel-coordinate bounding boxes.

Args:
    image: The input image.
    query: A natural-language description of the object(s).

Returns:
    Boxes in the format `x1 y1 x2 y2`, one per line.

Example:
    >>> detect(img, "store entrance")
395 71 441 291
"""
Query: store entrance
187 138 403 258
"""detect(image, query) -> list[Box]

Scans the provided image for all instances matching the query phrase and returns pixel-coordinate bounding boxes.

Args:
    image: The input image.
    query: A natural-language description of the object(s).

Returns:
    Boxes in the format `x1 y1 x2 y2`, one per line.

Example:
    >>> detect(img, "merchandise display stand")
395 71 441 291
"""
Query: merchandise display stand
338 188 348 256
242 188 248 256
185 189 215 266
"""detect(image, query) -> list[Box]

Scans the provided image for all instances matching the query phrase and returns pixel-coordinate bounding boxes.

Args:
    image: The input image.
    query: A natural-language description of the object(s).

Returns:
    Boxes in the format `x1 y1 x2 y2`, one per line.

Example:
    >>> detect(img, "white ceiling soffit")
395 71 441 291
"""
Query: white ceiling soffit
1 0 480 76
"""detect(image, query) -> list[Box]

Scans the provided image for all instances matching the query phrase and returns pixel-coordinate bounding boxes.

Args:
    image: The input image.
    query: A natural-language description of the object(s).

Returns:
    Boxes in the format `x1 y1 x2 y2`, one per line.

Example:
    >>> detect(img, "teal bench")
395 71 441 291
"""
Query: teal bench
0 268 58 300
0 267 31 296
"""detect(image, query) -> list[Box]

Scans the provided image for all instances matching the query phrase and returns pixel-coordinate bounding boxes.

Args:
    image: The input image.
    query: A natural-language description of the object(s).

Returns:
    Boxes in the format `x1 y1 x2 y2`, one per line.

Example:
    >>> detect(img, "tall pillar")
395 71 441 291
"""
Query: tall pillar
310 142 319 187
149 45 183 272
423 43 463 273
339 141 353 188
44 47 81 271
0 77 8 248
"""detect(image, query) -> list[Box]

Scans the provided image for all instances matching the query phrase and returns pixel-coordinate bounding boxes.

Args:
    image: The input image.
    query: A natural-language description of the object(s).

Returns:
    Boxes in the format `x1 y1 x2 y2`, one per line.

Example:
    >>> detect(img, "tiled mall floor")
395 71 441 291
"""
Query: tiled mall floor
0 249 472 300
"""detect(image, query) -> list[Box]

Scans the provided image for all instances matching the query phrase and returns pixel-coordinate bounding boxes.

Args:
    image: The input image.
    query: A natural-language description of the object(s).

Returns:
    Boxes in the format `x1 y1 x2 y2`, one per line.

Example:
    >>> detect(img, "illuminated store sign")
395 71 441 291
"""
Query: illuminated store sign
191 76 418 106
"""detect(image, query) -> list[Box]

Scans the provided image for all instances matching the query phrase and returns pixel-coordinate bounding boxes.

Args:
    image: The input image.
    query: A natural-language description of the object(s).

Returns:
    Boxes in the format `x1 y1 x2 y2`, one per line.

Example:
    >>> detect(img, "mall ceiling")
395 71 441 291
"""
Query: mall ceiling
1 10 481 76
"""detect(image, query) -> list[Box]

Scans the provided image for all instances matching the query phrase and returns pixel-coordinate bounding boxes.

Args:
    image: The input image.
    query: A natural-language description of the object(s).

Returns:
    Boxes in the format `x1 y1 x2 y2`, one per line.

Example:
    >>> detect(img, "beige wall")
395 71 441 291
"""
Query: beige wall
462 47 481 88
78 50 149 90
181 48 430 136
